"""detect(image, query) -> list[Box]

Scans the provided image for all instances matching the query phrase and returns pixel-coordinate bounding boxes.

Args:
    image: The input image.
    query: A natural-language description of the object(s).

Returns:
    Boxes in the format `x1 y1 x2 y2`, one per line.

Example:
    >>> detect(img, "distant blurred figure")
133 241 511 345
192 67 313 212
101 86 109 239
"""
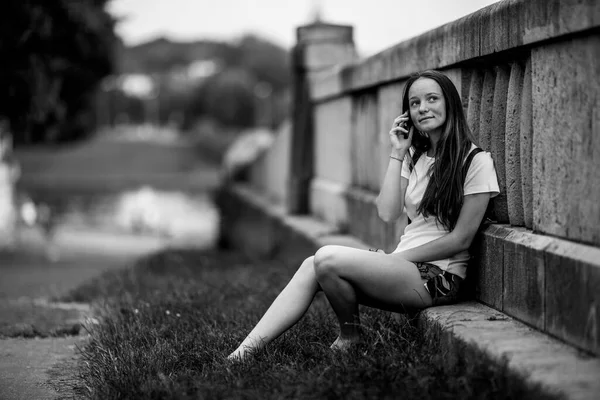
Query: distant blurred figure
19 198 60 262
0 119 19 250
222 127 275 181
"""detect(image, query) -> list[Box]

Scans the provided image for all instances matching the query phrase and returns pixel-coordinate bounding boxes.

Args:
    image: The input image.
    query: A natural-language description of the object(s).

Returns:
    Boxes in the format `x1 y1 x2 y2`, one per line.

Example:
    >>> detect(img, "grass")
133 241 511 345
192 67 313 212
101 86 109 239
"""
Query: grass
63 248 562 400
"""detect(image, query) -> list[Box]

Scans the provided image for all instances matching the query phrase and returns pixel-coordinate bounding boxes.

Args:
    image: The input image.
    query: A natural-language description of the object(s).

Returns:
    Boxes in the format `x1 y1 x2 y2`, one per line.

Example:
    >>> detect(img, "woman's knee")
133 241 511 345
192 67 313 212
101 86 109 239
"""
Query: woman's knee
313 245 340 279
294 255 316 278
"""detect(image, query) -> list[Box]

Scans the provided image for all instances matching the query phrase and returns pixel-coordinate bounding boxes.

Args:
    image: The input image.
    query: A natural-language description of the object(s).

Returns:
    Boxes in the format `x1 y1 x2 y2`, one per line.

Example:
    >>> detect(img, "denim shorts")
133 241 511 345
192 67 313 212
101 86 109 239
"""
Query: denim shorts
415 262 463 306
367 249 463 306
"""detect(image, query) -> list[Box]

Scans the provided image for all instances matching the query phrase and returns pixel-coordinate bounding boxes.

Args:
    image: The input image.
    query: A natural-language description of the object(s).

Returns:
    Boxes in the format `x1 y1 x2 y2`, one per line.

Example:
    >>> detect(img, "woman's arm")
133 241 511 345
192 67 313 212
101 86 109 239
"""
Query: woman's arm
376 113 413 222
376 154 408 222
398 192 491 262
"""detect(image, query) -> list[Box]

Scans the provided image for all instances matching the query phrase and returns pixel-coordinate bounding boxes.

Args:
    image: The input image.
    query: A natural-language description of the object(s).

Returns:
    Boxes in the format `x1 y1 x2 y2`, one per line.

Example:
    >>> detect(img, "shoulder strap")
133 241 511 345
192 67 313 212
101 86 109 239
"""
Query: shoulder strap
463 147 496 225
462 147 483 180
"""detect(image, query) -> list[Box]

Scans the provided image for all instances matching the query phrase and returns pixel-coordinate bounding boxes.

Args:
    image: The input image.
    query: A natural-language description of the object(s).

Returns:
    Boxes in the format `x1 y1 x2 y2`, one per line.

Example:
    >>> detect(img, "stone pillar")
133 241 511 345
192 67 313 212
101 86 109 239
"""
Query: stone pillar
0 121 18 250
287 22 357 214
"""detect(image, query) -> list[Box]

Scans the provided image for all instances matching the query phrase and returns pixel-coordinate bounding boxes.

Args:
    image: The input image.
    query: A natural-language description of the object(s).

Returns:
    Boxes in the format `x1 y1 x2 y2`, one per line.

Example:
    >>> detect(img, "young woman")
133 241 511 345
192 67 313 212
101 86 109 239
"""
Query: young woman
228 70 499 360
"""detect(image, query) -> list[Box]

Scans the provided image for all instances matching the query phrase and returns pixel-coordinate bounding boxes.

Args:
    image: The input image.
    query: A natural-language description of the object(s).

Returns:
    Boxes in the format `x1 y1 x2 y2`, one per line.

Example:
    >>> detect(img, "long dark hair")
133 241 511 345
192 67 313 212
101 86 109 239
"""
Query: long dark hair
402 70 476 231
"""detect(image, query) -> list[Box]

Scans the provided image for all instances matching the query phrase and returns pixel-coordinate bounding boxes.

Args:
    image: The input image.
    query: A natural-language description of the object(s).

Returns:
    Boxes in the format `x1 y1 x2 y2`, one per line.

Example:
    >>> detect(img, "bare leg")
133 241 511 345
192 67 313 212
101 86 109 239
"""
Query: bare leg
313 245 432 351
228 256 320 360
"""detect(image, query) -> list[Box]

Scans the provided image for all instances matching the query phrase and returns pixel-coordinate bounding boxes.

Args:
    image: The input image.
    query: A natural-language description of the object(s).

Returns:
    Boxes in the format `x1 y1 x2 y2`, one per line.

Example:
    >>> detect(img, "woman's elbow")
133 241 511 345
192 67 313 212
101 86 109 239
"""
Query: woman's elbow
375 198 396 223
456 233 476 252
377 210 400 223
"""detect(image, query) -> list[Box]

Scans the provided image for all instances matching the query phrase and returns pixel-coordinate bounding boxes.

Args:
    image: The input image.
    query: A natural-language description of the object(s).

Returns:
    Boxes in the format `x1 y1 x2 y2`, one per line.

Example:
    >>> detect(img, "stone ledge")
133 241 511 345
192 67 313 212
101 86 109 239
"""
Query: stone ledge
219 183 600 400
422 303 600 400
475 225 600 356
312 0 600 101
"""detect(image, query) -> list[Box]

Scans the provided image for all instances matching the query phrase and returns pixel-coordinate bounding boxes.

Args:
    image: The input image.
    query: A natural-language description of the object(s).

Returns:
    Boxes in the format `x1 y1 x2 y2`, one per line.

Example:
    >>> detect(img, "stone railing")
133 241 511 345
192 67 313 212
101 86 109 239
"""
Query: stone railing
247 0 600 355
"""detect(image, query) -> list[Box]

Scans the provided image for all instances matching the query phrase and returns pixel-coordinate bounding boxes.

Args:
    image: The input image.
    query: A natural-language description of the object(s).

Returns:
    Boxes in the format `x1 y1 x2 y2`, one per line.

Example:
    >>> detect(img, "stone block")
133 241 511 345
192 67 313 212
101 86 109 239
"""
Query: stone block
344 185 393 251
490 65 510 223
378 81 407 187
503 228 552 330
421 302 600 400
545 239 600 355
309 177 349 230
304 43 357 71
350 93 379 191
466 69 484 141
478 69 496 152
314 98 353 185
306 0 600 99
505 61 525 226
474 225 511 309
479 0 525 55
532 35 600 246
519 57 533 229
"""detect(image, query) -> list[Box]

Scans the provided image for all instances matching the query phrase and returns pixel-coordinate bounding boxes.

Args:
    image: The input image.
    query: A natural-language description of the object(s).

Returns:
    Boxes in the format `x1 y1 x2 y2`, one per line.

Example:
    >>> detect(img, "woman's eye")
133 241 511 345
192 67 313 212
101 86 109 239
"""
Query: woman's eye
428 96 437 103
410 101 419 107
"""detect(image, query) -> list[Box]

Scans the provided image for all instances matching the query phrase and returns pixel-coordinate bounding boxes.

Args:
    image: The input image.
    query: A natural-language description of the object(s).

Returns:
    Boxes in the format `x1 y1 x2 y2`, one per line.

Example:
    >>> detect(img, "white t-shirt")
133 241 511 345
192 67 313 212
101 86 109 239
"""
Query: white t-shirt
393 144 500 279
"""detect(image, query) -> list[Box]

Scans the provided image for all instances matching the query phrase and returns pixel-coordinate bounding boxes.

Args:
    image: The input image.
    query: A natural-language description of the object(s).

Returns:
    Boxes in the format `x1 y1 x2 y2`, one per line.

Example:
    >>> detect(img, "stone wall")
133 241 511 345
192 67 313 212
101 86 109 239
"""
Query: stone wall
246 0 600 355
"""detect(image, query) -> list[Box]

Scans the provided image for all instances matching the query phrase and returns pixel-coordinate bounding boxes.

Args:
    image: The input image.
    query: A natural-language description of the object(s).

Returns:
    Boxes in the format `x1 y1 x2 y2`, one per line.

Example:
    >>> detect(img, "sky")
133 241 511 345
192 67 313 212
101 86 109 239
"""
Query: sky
109 0 501 56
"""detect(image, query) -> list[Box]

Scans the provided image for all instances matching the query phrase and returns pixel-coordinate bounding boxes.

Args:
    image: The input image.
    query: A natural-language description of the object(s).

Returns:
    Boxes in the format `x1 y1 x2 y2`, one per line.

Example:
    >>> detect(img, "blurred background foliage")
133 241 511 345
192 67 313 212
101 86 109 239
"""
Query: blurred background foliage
1 0 291 146
0 0 117 144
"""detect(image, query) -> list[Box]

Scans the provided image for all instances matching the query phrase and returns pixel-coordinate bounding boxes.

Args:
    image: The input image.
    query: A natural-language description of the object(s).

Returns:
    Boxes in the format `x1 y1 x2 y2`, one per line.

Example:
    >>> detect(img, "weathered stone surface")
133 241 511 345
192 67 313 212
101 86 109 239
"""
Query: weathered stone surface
290 22 357 214
350 93 379 191
313 98 353 185
311 0 600 100
479 0 526 55
309 177 349 230
378 80 407 187
466 69 484 142
532 35 600 246
422 302 600 400
297 23 354 44
490 65 510 223
474 225 511 309
545 239 600 355
478 69 496 156
502 228 552 330
519 57 534 229
304 43 357 71
505 61 525 226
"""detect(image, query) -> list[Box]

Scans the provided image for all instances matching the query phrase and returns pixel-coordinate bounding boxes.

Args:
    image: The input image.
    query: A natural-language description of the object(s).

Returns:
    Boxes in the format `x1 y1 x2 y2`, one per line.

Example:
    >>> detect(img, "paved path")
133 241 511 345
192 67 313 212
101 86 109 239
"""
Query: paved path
1 129 223 399
0 226 168 400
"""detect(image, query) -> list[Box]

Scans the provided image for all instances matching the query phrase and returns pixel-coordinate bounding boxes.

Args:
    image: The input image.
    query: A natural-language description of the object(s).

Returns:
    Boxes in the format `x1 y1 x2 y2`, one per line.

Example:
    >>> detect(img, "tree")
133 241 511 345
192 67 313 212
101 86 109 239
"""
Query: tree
186 68 257 129
0 0 117 144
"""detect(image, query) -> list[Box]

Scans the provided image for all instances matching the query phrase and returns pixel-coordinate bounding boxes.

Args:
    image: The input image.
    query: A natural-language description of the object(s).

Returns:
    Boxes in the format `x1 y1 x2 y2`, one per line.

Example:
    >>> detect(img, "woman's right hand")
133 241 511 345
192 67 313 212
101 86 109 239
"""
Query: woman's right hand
389 112 413 153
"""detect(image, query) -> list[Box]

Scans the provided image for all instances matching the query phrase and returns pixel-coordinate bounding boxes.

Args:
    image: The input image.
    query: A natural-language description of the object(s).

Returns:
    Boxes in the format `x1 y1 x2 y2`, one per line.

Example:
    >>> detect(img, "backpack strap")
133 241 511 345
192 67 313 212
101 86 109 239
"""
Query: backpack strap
463 147 496 225
462 147 483 181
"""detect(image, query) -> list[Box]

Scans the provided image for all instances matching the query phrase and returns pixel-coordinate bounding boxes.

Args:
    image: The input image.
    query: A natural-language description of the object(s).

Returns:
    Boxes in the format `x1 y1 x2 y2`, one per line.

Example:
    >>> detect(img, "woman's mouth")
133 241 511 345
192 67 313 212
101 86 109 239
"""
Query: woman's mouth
419 117 433 122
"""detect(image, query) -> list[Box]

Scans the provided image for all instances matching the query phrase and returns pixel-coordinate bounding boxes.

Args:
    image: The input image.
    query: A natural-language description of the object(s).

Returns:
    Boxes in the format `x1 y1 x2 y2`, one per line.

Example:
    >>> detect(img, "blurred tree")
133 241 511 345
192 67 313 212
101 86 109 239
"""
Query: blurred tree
117 34 290 130
186 67 257 129
236 35 290 93
0 0 117 144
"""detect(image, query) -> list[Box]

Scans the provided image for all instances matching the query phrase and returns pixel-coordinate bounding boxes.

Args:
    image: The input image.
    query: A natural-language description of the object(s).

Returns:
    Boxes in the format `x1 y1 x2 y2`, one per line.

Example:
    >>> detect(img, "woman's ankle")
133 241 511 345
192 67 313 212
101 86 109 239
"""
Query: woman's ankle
330 335 361 351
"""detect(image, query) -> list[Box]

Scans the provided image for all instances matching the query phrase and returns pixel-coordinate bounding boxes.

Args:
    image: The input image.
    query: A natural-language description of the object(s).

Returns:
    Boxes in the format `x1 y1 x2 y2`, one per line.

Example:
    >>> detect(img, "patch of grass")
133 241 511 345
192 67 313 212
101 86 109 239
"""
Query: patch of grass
66 249 562 399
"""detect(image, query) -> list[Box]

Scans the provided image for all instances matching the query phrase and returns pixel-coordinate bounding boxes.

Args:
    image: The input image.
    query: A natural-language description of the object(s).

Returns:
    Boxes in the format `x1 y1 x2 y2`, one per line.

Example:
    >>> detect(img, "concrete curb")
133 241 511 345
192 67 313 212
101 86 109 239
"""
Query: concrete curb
220 184 600 400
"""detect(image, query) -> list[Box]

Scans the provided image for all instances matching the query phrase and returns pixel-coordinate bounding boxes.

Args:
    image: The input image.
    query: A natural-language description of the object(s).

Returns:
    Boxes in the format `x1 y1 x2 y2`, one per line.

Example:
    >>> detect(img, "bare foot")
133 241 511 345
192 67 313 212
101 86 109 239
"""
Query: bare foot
227 346 254 362
330 336 361 352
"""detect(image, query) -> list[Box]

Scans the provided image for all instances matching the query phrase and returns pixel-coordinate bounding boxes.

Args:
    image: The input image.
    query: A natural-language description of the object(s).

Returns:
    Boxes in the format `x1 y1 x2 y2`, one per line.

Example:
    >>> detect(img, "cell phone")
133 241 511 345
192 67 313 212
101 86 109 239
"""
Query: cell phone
399 118 412 139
